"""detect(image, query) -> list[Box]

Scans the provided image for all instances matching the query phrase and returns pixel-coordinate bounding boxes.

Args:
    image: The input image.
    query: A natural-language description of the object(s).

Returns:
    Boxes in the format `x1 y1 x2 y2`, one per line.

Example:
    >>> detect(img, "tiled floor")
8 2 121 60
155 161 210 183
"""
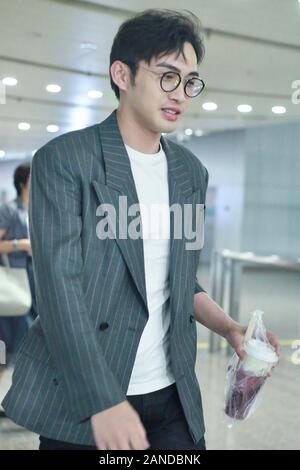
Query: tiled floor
0 264 299 450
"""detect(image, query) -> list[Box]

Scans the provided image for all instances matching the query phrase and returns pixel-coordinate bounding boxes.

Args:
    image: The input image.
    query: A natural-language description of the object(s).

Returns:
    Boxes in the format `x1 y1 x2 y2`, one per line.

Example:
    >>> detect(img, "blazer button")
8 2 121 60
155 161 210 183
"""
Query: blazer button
99 322 109 331
53 378 59 386
190 315 195 323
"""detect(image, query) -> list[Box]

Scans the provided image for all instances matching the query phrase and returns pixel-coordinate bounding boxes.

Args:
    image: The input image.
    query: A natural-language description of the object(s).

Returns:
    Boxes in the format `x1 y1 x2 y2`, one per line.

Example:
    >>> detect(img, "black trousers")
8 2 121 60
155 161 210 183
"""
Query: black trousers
39 383 206 451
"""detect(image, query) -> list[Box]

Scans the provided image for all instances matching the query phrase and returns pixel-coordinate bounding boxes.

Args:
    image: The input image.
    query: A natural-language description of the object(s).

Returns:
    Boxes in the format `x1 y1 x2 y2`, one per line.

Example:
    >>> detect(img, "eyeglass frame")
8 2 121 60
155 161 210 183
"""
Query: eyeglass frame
124 61 205 98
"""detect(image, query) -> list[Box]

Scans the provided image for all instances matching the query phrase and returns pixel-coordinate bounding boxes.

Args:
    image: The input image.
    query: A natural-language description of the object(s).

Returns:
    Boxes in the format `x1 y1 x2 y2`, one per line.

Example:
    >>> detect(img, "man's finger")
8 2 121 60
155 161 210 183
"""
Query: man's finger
130 433 149 450
131 420 150 450
114 438 131 450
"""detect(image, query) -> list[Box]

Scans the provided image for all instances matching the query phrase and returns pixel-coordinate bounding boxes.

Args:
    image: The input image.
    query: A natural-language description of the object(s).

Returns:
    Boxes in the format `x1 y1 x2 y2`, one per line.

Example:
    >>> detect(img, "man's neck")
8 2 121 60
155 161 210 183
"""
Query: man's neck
116 106 161 155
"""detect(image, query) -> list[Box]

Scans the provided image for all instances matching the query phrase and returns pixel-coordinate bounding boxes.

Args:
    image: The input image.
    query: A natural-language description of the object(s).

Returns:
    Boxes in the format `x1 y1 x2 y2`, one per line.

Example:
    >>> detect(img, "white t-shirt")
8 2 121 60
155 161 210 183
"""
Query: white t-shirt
125 143 175 395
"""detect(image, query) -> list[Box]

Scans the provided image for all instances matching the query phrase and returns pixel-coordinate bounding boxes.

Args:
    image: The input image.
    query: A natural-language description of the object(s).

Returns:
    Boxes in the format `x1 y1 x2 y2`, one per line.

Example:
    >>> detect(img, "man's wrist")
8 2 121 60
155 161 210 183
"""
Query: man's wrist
225 321 246 340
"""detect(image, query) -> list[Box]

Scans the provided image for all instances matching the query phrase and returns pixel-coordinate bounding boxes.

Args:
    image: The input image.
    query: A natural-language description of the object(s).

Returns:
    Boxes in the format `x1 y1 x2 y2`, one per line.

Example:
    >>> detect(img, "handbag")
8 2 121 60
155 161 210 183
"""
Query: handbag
0 254 32 316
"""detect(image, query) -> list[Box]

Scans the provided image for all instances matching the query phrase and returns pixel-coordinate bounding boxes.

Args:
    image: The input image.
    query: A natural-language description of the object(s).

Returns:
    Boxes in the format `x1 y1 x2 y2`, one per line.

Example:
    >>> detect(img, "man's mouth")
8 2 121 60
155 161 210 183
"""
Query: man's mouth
161 108 181 121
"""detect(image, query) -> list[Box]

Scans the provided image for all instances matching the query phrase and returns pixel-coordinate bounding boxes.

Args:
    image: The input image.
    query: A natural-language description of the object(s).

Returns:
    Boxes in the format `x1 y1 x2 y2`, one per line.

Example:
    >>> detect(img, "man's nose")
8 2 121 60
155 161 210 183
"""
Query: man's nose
167 83 187 102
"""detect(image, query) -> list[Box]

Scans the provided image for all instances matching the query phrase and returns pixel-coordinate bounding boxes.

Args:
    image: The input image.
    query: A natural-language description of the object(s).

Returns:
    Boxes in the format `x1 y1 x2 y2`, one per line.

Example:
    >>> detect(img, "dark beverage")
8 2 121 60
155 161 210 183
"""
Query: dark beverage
225 368 267 420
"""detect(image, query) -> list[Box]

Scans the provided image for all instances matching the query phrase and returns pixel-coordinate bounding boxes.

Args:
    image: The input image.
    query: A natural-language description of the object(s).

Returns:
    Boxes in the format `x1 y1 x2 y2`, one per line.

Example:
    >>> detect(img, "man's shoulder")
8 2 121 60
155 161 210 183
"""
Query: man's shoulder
34 123 101 161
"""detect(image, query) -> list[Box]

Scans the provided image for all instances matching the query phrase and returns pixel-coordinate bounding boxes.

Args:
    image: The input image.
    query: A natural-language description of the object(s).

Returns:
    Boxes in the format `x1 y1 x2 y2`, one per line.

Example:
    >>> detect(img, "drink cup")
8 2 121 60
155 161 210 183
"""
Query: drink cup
225 339 278 420
242 338 278 375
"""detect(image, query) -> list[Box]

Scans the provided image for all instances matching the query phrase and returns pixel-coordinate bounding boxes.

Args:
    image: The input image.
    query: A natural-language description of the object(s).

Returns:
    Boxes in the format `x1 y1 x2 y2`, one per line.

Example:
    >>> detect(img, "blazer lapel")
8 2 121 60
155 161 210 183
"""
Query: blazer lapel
93 111 148 312
161 137 195 317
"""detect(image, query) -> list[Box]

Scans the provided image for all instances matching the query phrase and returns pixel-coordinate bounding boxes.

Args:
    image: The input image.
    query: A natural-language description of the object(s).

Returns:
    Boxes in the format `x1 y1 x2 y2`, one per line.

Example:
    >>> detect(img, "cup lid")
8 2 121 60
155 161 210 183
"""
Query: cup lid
244 338 278 364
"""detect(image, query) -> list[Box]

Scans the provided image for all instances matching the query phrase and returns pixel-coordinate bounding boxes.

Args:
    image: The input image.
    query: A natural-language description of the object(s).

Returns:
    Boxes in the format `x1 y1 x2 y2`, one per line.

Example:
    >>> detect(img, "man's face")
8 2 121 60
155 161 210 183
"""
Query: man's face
124 42 199 135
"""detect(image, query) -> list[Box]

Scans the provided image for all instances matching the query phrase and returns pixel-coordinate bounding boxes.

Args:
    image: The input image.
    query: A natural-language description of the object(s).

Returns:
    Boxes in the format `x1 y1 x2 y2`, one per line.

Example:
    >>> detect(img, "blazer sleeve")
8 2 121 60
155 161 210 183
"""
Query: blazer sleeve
29 143 126 423
194 165 209 295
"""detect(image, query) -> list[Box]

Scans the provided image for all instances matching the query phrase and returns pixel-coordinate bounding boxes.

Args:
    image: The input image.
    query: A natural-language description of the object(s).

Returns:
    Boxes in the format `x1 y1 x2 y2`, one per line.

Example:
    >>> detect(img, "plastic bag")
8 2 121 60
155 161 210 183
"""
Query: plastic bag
224 310 278 427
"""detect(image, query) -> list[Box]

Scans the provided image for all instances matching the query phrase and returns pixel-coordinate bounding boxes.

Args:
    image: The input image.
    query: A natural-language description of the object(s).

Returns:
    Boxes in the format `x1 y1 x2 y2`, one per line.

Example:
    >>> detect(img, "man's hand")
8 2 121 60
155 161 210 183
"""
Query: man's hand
226 324 281 365
17 238 32 256
91 400 150 450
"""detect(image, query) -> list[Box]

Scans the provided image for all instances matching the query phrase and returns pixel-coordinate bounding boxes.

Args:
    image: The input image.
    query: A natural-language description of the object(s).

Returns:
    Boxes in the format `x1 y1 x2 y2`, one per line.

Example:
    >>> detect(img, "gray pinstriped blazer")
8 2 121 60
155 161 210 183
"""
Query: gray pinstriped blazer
2 110 209 446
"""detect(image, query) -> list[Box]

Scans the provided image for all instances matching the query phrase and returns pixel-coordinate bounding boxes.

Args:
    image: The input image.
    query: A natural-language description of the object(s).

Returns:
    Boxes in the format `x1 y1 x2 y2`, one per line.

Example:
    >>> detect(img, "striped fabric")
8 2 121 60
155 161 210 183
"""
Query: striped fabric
2 110 209 445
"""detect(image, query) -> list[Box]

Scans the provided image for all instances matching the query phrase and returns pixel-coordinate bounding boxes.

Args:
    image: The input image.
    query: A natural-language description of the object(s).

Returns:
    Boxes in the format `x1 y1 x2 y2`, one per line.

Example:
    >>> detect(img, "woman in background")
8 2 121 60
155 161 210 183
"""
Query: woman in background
0 162 37 367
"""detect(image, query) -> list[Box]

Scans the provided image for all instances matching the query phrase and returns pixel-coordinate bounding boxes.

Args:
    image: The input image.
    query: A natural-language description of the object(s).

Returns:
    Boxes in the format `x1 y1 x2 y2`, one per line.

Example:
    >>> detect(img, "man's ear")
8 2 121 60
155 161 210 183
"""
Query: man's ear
110 60 131 95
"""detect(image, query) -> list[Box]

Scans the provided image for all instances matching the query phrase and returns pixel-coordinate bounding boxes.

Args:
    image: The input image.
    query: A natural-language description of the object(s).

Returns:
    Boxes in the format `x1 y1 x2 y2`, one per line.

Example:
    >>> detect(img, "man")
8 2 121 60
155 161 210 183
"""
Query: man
2 10 280 450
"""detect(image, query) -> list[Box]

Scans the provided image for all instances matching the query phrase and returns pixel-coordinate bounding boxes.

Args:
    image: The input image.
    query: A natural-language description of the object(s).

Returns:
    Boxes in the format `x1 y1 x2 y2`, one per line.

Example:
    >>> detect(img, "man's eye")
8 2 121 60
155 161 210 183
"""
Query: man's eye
164 73 175 80
186 79 196 87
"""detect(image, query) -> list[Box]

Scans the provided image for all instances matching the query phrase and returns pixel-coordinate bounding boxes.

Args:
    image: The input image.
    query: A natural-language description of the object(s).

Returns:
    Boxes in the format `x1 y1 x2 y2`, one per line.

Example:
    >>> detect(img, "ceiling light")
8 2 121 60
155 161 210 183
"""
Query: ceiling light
202 102 218 111
269 254 280 260
88 90 103 99
46 84 61 93
18 122 31 131
0 150 5 158
47 124 60 133
237 104 253 113
2 77 18 86
185 128 193 136
195 129 204 137
80 42 98 50
272 106 286 114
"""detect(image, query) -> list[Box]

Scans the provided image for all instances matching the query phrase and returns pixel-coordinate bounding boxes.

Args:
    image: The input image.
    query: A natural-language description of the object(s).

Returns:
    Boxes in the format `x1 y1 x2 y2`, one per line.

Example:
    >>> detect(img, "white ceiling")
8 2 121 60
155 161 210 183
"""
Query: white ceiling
0 0 300 159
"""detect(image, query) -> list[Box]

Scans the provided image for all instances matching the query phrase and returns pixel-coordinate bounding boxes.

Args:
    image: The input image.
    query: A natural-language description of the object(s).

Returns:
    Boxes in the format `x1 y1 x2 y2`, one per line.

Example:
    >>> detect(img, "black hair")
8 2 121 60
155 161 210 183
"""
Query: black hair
13 162 31 196
109 9 205 100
